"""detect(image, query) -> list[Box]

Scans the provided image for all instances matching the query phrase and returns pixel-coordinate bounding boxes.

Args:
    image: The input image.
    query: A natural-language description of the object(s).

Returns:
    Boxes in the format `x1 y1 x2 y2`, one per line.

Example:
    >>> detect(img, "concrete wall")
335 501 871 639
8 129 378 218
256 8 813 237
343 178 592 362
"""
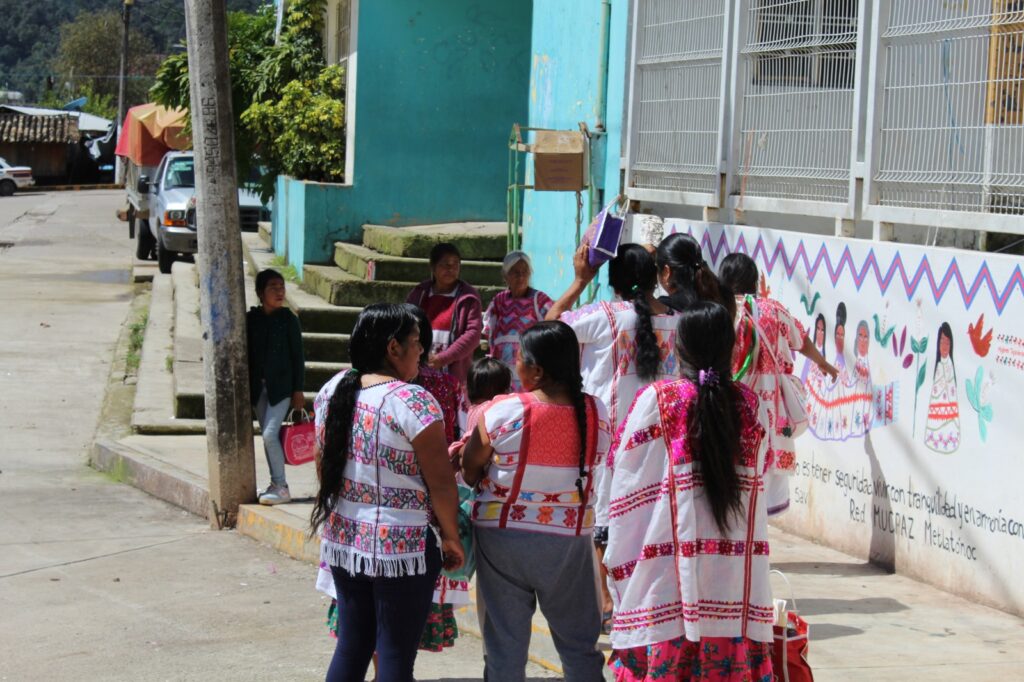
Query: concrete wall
276 0 532 272
521 0 629 300
667 218 1024 617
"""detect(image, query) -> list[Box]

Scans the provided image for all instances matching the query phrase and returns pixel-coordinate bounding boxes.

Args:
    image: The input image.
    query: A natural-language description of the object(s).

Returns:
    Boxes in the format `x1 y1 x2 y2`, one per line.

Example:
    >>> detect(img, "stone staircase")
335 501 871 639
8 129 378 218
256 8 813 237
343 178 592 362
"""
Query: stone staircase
158 221 509 423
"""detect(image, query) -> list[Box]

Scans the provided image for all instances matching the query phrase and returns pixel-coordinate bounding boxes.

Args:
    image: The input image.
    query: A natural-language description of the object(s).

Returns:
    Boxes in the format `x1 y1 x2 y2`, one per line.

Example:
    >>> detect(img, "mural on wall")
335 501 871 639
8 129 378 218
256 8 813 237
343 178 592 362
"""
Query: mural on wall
662 219 1024 615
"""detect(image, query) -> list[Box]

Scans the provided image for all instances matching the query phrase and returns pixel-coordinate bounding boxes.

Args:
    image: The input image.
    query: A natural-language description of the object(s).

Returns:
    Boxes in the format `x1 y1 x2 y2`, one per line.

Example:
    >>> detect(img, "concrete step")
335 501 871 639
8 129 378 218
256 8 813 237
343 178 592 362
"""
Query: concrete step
242 231 363 335
361 222 511 260
173 388 322 422
306 360 349 390
303 332 349 363
334 242 505 286
303 264 503 308
258 220 272 246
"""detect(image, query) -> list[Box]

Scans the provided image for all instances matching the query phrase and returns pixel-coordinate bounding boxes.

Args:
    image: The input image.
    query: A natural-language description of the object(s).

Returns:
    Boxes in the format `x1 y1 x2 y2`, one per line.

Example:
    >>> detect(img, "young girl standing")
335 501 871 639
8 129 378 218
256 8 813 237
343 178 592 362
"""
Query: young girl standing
483 251 553 390
604 302 774 681
246 269 305 505
462 321 610 682
312 304 464 682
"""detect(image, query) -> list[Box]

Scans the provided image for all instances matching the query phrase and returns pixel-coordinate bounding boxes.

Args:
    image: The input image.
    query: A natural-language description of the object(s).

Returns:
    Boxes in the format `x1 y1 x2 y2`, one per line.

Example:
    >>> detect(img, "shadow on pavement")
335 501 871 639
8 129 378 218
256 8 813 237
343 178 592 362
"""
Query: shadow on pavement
771 560 882 577
810 623 865 641
798 596 908 617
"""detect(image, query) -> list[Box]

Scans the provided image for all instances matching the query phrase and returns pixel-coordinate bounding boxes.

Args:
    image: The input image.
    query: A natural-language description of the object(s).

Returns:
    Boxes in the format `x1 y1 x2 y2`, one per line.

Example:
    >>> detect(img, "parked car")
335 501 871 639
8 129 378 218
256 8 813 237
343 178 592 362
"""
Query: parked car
0 156 34 196
136 151 270 274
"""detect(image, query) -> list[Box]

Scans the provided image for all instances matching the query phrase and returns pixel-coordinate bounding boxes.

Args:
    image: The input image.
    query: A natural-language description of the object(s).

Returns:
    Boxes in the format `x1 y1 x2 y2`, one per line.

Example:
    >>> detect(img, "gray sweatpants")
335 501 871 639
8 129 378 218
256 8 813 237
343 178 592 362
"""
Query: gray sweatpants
475 527 604 682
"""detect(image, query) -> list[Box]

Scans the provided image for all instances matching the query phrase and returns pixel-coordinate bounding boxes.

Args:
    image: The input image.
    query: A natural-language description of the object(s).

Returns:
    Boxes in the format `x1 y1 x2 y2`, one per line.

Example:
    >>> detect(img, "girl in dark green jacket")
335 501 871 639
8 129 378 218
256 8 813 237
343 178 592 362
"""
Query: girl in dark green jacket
247 269 305 505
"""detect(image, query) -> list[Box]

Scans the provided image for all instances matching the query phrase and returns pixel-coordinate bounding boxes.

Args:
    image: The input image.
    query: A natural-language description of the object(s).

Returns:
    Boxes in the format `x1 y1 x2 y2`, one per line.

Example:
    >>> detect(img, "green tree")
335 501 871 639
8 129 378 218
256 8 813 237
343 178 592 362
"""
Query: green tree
53 10 159 108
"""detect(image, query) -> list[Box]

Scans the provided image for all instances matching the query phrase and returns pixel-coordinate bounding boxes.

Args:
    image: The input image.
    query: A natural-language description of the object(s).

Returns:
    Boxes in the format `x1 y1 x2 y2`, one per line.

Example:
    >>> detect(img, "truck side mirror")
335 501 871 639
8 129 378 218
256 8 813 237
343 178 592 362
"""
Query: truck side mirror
137 175 150 194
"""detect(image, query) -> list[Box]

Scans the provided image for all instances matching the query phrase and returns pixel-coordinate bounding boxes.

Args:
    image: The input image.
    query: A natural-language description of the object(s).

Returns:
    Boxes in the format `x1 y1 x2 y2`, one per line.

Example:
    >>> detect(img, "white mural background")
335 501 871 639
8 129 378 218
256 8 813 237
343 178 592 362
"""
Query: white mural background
664 220 1024 615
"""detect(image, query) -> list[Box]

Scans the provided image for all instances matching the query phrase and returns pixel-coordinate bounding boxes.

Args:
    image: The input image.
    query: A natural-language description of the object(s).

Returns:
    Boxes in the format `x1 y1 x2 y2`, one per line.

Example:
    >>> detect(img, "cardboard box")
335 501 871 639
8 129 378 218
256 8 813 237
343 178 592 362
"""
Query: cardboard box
532 130 586 191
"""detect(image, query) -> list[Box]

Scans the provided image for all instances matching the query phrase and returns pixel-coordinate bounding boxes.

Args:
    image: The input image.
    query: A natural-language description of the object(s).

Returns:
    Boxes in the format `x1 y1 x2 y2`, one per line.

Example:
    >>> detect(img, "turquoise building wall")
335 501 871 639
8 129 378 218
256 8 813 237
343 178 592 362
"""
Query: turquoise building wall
521 0 629 301
276 0 532 272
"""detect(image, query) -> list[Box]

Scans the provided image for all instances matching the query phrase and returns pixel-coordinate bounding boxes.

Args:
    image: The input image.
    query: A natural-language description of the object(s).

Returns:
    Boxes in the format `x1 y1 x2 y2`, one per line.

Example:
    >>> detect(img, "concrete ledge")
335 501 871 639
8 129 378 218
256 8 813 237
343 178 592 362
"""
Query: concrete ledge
303 264 503 308
303 332 350 363
91 438 209 519
362 223 511 260
237 504 320 565
334 242 504 286
258 221 272 246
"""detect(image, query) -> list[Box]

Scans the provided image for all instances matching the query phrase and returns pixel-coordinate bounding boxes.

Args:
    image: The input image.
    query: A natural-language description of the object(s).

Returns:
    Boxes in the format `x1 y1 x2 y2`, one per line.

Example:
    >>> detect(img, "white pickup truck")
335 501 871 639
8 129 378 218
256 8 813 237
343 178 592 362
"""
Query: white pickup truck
0 157 34 196
134 151 269 273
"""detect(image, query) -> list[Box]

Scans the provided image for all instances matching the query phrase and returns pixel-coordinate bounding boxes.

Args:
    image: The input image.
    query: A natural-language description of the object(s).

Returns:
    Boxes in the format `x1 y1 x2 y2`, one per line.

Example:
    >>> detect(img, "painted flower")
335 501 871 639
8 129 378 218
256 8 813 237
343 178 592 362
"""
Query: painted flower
537 506 554 524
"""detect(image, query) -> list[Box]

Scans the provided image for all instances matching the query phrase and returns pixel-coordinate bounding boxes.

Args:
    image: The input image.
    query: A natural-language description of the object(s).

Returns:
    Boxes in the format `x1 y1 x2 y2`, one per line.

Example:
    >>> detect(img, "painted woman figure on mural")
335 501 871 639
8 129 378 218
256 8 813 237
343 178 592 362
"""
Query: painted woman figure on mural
844 321 877 439
925 322 961 454
807 303 851 440
800 313 828 383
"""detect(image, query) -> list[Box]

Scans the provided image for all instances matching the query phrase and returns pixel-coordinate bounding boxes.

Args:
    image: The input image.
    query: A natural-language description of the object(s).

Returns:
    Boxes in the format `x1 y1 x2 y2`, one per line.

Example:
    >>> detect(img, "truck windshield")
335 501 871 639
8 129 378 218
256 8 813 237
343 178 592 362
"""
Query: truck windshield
164 158 195 189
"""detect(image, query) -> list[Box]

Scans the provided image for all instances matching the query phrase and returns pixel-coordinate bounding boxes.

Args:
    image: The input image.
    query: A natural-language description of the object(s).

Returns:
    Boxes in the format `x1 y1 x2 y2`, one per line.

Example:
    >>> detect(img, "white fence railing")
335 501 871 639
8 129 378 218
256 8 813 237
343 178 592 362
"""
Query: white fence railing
625 0 1024 235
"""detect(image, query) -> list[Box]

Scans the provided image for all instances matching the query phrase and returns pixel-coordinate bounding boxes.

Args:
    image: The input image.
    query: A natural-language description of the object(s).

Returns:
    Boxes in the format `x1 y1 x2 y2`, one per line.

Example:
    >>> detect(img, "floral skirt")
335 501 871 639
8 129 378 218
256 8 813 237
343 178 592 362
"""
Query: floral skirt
325 600 458 652
610 636 773 682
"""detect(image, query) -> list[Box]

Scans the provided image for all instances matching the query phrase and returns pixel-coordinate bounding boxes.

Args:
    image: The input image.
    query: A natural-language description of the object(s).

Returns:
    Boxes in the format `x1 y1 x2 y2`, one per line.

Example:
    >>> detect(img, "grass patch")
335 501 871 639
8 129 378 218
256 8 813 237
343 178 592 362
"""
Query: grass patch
125 312 149 374
269 255 300 282
165 355 174 373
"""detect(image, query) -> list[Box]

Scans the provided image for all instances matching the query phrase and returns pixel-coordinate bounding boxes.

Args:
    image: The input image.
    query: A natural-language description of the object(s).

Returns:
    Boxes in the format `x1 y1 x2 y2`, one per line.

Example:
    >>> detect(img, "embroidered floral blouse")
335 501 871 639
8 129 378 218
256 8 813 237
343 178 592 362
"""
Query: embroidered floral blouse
472 393 611 537
314 371 444 578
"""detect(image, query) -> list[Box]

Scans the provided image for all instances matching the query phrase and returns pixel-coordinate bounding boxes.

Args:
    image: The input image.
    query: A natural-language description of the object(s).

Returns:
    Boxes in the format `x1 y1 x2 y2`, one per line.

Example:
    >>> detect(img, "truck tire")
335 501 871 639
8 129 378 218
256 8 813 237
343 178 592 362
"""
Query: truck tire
0 180 15 197
136 217 156 260
157 236 175 274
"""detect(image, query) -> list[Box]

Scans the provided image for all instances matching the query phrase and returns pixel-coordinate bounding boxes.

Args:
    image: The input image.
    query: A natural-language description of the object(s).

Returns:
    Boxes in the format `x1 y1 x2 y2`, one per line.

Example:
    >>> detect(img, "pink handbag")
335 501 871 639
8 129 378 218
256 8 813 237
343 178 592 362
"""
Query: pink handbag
280 410 316 466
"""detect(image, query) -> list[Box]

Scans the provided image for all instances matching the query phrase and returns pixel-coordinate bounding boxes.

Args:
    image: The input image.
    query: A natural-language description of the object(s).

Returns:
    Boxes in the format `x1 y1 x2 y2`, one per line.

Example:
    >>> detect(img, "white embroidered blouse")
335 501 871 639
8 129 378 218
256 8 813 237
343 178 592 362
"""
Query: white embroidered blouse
314 372 444 578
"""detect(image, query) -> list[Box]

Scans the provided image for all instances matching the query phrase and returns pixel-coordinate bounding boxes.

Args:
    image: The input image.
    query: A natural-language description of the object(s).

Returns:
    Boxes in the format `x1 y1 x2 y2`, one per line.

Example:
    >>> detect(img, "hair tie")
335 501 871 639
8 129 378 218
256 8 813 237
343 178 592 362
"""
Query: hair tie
630 284 640 293
698 368 719 387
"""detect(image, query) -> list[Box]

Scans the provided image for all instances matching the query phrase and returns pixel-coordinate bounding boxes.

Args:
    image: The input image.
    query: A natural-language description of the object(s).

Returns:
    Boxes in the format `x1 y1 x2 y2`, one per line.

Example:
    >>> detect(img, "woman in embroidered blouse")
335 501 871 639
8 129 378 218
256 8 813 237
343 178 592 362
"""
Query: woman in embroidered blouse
483 251 554 391
406 242 483 387
545 242 680 631
463 321 611 682
720 253 837 516
604 301 773 681
312 304 464 682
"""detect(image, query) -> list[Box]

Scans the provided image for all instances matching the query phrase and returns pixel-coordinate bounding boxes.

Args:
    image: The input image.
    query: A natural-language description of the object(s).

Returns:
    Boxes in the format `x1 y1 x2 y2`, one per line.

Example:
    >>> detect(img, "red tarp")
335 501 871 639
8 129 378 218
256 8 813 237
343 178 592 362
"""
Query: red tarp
114 104 191 167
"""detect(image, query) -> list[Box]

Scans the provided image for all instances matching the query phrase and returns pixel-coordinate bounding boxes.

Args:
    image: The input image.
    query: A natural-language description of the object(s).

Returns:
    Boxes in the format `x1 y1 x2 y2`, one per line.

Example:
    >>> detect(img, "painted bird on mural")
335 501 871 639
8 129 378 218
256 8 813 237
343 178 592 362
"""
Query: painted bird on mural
967 313 994 358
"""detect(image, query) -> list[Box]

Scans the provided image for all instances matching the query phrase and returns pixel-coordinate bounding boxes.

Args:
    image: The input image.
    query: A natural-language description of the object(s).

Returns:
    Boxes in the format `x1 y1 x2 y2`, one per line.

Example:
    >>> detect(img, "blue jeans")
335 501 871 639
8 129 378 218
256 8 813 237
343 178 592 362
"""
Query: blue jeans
255 387 291 486
327 533 442 682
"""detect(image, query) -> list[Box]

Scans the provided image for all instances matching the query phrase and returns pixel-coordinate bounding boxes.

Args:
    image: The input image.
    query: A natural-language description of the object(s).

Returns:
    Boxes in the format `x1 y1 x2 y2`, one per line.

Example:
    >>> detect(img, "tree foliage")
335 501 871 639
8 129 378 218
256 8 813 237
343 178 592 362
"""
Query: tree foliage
150 0 343 200
53 10 160 107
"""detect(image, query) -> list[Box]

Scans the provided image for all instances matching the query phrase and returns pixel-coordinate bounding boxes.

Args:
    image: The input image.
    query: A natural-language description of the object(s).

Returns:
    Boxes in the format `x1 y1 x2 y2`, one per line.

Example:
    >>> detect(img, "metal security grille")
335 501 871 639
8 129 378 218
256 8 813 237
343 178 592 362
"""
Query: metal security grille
734 0 859 204
627 0 729 201
872 1 1024 216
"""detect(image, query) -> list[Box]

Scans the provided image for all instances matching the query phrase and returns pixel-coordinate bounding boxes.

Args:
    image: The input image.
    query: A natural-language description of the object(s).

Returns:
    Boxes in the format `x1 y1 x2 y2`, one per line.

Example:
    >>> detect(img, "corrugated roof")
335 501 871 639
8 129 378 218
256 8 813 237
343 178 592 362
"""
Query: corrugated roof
0 105 111 134
0 113 81 144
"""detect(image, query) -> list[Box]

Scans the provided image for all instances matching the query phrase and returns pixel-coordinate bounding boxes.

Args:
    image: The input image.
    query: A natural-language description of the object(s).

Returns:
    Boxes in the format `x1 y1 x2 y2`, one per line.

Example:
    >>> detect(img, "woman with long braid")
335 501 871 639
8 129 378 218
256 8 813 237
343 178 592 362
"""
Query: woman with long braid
312 304 464 682
546 243 681 630
655 232 736 316
604 302 774 681
462 321 611 682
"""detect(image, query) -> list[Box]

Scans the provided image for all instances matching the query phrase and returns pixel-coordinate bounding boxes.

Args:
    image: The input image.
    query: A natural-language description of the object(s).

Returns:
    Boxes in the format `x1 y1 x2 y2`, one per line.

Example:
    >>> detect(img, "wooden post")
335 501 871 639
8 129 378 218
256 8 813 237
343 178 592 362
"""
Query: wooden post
184 0 256 529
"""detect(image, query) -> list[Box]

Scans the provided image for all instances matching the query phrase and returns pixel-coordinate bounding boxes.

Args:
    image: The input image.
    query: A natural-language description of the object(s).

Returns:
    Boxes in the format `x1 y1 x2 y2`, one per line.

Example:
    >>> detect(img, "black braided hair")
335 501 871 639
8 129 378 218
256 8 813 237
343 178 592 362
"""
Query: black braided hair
656 233 736 317
310 303 418 533
674 301 743 533
518 321 589 498
608 244 660 381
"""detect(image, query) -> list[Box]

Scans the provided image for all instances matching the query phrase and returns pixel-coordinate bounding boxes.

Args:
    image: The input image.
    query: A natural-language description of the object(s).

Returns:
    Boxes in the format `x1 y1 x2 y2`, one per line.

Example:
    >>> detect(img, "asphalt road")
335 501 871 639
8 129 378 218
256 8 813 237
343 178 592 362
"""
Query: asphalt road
0 191 554 681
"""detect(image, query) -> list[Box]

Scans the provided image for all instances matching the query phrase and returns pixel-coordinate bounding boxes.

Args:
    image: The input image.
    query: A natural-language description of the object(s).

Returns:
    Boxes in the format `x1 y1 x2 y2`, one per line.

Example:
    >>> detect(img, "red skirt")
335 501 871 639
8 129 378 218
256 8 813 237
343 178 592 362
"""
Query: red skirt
610 636 773 681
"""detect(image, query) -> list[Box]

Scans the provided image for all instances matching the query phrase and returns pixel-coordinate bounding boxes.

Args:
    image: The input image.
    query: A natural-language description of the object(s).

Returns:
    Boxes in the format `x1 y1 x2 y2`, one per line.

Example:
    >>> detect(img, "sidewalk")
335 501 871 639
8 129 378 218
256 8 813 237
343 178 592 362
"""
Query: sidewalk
90 435 1024 680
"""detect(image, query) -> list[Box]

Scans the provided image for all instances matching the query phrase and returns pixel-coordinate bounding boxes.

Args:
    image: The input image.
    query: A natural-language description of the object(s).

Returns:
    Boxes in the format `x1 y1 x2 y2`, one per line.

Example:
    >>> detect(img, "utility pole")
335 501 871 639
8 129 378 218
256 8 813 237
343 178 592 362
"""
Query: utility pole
115 0 134 185
184 0 256 529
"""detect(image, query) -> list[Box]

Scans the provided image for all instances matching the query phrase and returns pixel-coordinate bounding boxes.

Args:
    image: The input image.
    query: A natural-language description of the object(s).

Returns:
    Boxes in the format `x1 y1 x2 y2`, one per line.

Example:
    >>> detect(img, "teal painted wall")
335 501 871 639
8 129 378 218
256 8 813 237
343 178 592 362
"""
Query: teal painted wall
521 0 629 302
277 0 532 272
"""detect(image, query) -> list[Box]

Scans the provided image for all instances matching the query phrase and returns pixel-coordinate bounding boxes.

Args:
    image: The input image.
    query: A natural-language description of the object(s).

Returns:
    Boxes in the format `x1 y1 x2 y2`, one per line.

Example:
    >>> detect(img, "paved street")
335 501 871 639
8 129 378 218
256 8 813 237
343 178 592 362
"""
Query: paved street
0 191 549 681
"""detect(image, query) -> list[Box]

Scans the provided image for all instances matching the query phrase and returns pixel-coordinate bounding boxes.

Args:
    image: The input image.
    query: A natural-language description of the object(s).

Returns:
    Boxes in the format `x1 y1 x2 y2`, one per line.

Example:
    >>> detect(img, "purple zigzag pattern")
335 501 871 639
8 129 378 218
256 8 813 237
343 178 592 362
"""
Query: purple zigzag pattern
678 227 1024 316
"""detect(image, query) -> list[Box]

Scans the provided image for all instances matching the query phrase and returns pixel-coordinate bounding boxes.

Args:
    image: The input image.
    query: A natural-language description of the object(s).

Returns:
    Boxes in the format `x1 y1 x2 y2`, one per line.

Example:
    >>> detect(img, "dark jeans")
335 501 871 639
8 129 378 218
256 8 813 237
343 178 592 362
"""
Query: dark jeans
326 533 441 682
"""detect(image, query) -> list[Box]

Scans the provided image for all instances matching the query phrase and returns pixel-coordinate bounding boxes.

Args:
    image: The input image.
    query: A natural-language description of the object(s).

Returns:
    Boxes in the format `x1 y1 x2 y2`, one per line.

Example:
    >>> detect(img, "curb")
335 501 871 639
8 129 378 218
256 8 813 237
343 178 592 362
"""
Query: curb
237 504 320 565
22 183 122 193
91 438 210 519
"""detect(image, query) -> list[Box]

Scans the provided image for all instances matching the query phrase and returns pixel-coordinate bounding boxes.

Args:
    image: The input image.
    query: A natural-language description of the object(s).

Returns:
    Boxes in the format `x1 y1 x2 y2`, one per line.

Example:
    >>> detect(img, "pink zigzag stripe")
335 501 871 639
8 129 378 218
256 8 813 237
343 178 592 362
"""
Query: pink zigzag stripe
681 228 1024 316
